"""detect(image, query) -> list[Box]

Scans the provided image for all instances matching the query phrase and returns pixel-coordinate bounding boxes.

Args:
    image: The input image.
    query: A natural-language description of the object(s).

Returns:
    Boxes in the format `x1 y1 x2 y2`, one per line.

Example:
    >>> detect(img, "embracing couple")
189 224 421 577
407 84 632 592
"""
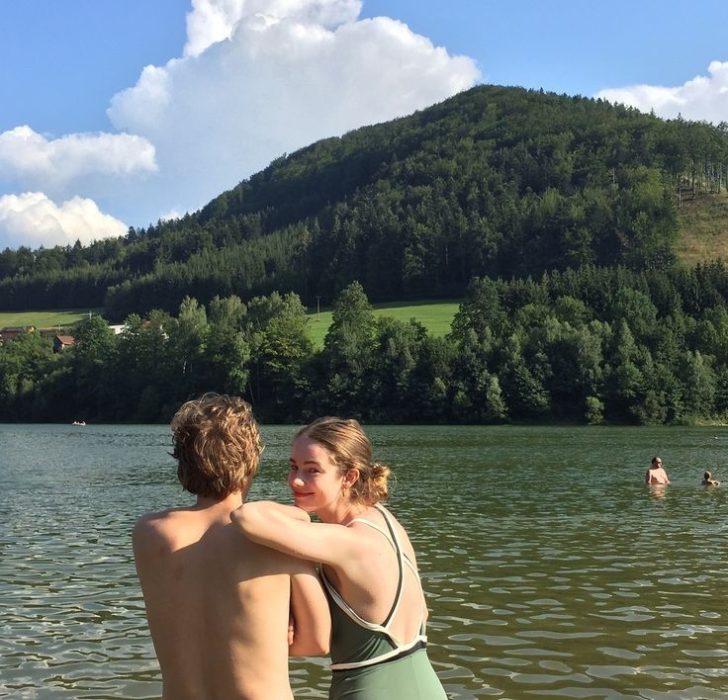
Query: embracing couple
133 393 446 699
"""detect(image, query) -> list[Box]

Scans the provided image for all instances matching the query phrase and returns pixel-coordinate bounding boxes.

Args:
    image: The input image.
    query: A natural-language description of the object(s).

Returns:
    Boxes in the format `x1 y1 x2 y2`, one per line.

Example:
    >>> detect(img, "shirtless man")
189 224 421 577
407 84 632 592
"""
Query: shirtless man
133 393 329 700
645 456 670 485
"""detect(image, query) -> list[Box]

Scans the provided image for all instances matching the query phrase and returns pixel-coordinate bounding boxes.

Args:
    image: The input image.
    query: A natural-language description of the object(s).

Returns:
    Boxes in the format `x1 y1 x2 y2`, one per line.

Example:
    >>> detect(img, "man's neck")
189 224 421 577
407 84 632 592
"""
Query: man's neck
195 491 244 511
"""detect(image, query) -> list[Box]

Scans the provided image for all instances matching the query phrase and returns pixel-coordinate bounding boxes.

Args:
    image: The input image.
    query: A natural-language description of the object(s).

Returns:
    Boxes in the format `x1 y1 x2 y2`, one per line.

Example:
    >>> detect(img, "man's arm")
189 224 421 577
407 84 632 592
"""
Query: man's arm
288 562 330 657
132 515 155 588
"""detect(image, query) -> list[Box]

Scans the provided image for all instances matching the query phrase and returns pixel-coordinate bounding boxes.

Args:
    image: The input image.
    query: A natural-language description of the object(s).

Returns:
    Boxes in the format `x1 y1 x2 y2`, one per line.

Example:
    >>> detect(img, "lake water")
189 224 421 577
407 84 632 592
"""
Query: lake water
1 423 727 699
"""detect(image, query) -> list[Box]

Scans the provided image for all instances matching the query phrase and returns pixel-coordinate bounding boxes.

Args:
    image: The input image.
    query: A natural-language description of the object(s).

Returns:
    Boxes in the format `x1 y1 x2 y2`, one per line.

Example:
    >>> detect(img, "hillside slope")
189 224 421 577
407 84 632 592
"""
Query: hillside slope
1 85 728 317
675 191 728 265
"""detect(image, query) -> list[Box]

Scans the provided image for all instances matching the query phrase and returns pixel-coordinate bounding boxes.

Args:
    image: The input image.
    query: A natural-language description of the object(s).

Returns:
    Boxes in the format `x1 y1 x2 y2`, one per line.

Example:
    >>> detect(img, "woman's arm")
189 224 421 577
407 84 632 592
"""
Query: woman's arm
230 503 335 655
230 501 359 566
288 563 331 657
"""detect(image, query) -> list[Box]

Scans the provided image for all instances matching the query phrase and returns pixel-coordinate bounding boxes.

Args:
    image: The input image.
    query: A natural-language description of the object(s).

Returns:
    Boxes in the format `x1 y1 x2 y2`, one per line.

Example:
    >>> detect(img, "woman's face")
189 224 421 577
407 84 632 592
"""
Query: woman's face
288 435 346 513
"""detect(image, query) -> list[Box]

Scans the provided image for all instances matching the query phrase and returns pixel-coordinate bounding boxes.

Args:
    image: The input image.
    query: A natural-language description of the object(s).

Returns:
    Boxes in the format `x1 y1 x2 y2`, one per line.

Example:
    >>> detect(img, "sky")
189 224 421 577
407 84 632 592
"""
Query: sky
2 0 728 251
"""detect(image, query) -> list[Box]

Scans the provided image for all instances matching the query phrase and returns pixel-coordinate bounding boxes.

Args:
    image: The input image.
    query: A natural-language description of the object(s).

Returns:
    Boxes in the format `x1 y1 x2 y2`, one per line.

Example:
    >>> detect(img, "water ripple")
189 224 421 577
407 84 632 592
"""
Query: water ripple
3 424 728 698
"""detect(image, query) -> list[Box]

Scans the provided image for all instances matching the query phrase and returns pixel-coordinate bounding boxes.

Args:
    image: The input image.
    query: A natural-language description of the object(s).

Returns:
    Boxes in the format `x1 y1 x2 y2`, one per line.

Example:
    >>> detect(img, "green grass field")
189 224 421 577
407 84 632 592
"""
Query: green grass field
1 301 461 348
0 309 96 330
675 190 728 266
306 299 461 348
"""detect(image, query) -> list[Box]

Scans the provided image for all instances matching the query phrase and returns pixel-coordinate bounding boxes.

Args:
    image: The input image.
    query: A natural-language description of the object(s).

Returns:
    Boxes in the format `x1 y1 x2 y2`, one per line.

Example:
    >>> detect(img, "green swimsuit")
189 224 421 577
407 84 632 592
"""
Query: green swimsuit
321 505 447 700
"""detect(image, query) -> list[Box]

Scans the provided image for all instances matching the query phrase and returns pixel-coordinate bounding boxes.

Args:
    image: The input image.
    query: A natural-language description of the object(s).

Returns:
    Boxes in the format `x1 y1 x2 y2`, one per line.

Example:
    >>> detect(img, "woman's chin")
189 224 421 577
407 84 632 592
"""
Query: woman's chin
292 494 316 511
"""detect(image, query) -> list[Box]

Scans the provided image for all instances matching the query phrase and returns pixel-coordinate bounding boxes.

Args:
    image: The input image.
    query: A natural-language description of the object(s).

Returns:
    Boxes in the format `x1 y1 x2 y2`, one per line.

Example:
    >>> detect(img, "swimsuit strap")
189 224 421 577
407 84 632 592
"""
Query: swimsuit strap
320 568 387 632
375 505 428 637
322 505 427 636
323 507 430 672
345 505 405 629
350 513 419 580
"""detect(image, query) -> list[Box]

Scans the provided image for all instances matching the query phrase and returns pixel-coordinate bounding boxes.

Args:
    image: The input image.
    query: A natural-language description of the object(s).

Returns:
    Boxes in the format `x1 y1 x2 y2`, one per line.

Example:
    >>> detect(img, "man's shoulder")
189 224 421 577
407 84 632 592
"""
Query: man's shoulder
134 507 176 527
132 508 182 544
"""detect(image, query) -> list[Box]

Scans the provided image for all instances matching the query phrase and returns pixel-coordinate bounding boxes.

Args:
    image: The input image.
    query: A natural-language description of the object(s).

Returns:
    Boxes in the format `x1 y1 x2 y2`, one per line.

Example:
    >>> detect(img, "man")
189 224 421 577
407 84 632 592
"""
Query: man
133 393 329 699
645 456 670 485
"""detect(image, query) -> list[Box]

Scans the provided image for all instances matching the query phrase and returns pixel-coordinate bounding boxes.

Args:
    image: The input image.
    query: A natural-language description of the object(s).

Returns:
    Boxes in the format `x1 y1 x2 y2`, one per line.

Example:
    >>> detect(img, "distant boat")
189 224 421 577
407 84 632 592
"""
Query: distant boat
72 420 86 426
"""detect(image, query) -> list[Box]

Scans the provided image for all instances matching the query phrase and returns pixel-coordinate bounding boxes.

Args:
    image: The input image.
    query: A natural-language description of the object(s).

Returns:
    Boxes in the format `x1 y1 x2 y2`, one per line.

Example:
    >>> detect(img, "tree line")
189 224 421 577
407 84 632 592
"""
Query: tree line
2 86 728 316
3 264 728 425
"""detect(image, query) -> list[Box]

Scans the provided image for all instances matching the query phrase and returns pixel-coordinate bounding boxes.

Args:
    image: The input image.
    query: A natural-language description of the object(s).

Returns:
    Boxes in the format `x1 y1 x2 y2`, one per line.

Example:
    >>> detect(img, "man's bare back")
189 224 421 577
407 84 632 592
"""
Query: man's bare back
134 493 326 700
133 394 329 700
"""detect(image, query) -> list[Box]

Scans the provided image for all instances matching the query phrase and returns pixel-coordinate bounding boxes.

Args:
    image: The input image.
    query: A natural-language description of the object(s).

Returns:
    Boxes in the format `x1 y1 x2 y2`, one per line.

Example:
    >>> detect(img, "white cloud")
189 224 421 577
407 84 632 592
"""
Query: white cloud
104 66 173 135
106 3 480 222
160 209 184 222
0 193 127 249
1 0 479 248
597 60 728 123
0 126 156 189
183 0 362 57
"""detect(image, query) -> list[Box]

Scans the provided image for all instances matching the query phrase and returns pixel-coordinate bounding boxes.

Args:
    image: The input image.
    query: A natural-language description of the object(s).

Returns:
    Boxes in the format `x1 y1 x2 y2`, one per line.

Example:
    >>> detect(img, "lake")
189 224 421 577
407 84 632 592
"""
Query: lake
1 423 727 699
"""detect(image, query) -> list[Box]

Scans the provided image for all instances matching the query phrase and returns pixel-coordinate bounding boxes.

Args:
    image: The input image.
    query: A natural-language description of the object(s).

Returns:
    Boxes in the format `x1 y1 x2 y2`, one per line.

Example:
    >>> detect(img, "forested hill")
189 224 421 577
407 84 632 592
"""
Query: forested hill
2 84 728 318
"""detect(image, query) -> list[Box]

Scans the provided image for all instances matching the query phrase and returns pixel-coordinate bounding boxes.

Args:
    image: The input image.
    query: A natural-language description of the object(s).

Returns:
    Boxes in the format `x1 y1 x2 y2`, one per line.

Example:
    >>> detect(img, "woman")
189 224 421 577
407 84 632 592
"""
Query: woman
231 417 446 699
702 470 720 486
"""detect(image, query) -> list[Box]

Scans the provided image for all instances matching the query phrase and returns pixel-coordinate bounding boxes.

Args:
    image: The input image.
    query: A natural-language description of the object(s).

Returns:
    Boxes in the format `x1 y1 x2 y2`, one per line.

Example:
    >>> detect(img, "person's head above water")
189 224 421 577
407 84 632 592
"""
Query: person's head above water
651 456 663 468
294 417 390 506
171 393 263 499
704 470 712 481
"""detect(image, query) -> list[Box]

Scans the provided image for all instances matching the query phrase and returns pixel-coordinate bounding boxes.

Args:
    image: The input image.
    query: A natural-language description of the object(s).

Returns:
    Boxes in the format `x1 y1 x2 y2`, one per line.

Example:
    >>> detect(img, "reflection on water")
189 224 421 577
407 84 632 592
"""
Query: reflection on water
1 423 727 698
648 484 669 501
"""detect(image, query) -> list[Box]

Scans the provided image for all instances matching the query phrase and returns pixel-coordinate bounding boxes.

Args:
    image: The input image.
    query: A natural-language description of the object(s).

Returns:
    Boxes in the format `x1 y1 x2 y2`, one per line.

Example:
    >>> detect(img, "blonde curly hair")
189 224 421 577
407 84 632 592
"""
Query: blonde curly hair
172 393 263 499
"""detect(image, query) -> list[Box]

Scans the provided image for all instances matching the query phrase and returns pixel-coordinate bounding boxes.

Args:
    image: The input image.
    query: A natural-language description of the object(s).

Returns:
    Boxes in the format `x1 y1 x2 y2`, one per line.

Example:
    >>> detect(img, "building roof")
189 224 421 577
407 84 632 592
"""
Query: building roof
0 325 35 333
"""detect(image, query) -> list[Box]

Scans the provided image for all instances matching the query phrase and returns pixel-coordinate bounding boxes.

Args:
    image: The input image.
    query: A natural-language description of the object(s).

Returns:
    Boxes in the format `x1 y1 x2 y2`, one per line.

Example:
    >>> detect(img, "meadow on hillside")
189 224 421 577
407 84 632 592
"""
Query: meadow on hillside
675 191 728 265
306 300 460 348
0 309 95 329
1 302 461 347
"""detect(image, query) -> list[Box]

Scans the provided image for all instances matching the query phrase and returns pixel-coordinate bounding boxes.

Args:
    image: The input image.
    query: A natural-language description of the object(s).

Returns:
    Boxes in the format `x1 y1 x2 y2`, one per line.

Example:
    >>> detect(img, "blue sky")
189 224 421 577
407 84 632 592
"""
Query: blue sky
2 0 728 250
